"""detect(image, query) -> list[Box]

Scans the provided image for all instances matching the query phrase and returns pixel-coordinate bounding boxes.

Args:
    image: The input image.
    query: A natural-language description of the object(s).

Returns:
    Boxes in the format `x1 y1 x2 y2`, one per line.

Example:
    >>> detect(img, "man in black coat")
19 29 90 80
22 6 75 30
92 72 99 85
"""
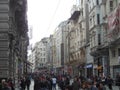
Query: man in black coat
25 77 31 90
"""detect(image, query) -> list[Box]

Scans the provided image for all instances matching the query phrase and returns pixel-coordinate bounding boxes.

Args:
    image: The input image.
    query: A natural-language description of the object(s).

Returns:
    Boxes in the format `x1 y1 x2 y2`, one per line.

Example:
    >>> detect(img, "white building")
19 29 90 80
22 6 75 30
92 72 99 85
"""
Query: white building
53 21 69 74
32 44 38 72
27 54 35 73
87 0 120 77
37 38 49 69
31 37 50 72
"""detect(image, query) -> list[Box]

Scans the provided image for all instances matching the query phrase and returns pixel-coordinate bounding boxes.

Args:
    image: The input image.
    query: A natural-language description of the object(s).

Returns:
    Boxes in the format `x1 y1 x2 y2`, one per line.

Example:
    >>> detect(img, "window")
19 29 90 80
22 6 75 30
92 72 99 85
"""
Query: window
80 23 82 29
112 49 116 57
76 0 80 5
98 34 101 45
44 58 46 62
96 0 99 5
44 53 45 56
110 1 113 11
93 15 95 25
90 18 92 26
97 14 100 25
118 48 120 56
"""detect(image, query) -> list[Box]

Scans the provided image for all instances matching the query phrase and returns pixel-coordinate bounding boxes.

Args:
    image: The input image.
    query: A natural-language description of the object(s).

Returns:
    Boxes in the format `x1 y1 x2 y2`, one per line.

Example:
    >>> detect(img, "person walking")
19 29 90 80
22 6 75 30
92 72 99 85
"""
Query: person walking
25 76 31 90
52 76 57 90
7 78 15 90
71 76 80 90
116 73 120 90
1 79 11 90
98 82 106 90
20 77 26 90
106 76 113 90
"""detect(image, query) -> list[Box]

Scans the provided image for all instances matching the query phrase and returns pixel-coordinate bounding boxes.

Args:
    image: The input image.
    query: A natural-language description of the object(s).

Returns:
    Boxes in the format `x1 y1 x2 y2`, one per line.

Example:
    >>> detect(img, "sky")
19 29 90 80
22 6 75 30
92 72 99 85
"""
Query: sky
27 0 75 46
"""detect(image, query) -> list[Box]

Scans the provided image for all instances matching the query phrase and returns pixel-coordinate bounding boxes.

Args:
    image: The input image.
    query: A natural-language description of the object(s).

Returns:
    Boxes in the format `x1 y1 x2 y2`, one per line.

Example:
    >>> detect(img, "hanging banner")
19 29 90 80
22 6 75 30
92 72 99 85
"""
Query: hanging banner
107 4 120 42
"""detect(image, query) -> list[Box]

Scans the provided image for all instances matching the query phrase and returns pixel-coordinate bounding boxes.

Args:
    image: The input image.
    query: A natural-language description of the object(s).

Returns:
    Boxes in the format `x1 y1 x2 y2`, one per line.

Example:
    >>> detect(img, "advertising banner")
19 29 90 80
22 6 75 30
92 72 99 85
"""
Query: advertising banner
107 4 120 42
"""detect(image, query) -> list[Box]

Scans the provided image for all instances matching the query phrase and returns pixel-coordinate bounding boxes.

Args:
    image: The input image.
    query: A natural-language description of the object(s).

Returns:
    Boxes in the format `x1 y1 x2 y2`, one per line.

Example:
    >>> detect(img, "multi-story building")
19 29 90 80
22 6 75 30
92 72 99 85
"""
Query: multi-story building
48 35 54 72
31 46 37 72
33 38 50 72
53 22 64 74
87 0 108 76
77 0 91 77
27 54 34 73
66 0 89 76
0 0 29 81
87 0 120 77
105 0 120 78
53 21 69 74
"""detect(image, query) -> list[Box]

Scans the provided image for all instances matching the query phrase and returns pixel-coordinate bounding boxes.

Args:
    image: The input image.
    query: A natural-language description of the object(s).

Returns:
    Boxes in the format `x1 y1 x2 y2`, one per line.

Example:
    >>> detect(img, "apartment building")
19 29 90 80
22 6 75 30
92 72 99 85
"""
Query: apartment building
87 0 109 76
27 54 35 73
66 0 89 76
36 38 49 71
105 0 120 78
87 0 120 77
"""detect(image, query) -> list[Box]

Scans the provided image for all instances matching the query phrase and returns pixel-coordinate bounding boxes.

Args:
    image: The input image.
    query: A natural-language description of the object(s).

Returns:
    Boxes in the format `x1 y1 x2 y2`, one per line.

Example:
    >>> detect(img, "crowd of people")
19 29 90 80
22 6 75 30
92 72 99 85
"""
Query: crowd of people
32 72 120 90
0 72 120 90
0 75 31 90
0 78 15 90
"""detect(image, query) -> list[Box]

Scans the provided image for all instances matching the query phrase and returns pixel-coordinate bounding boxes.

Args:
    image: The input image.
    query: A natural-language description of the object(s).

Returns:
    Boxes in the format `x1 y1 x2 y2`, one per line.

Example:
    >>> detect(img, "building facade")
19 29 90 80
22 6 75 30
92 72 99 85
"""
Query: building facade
105 0 120 78
87 0 120 77
33 38 50 72
66 0 89 76
0 0 29 81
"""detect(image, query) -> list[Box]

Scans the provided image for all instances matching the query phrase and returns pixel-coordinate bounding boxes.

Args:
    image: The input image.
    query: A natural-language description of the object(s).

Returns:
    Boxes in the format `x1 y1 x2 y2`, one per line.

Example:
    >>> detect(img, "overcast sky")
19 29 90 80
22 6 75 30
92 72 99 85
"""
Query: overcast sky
27 0 75 46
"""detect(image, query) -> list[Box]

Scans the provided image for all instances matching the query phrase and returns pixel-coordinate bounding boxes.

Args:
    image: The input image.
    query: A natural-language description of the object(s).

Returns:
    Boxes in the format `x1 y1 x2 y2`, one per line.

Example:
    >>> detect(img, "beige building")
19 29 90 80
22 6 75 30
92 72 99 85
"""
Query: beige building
64 1 87 76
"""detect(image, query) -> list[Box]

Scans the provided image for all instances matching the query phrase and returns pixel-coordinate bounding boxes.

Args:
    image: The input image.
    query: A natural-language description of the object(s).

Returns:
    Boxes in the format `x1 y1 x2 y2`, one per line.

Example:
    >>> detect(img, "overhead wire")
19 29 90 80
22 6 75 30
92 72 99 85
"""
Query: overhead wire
46 0 61 32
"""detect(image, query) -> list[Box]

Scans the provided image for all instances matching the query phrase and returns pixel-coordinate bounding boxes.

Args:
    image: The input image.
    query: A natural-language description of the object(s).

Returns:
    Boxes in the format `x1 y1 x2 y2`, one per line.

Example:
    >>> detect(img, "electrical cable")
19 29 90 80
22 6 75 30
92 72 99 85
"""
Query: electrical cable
46 0 61 32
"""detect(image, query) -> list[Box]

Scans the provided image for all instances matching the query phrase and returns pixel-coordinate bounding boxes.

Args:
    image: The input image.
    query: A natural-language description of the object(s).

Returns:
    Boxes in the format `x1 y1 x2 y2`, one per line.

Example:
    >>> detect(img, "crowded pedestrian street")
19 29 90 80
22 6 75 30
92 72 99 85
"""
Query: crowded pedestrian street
16 79 120 90
24 80 61 90
1 0 120 90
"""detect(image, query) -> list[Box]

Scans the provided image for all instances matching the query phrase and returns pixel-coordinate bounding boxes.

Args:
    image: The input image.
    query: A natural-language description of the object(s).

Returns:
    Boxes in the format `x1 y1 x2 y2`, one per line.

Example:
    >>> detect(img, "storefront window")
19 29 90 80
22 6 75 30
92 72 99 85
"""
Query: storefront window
113 65 120 78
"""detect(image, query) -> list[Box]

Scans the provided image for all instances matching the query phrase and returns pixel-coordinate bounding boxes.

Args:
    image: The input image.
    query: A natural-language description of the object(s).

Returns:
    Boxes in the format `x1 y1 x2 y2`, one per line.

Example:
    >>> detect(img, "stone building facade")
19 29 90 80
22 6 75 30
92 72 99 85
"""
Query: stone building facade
0 0 29 81
87 0 120 77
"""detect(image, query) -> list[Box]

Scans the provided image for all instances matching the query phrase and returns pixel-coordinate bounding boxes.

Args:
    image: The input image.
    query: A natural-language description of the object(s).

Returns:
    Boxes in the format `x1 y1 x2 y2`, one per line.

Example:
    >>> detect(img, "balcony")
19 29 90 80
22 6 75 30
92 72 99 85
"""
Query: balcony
90 44 109 56
79 39 86 49
70 5 80 21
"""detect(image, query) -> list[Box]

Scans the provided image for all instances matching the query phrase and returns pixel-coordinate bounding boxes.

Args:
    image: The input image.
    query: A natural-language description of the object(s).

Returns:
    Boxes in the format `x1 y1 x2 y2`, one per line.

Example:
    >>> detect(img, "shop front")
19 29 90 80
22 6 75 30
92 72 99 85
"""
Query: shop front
86 64 93 77
113 65 120 78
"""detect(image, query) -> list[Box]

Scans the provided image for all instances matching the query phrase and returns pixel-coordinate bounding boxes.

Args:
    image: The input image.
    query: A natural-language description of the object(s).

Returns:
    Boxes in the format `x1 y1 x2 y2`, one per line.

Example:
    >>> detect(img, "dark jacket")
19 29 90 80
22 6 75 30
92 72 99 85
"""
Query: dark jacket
72 81 80 90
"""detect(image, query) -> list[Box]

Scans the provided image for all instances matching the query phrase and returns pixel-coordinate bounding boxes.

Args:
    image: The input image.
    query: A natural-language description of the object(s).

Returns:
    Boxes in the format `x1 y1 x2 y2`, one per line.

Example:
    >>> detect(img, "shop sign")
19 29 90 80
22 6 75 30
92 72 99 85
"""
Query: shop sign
86 64 93 68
